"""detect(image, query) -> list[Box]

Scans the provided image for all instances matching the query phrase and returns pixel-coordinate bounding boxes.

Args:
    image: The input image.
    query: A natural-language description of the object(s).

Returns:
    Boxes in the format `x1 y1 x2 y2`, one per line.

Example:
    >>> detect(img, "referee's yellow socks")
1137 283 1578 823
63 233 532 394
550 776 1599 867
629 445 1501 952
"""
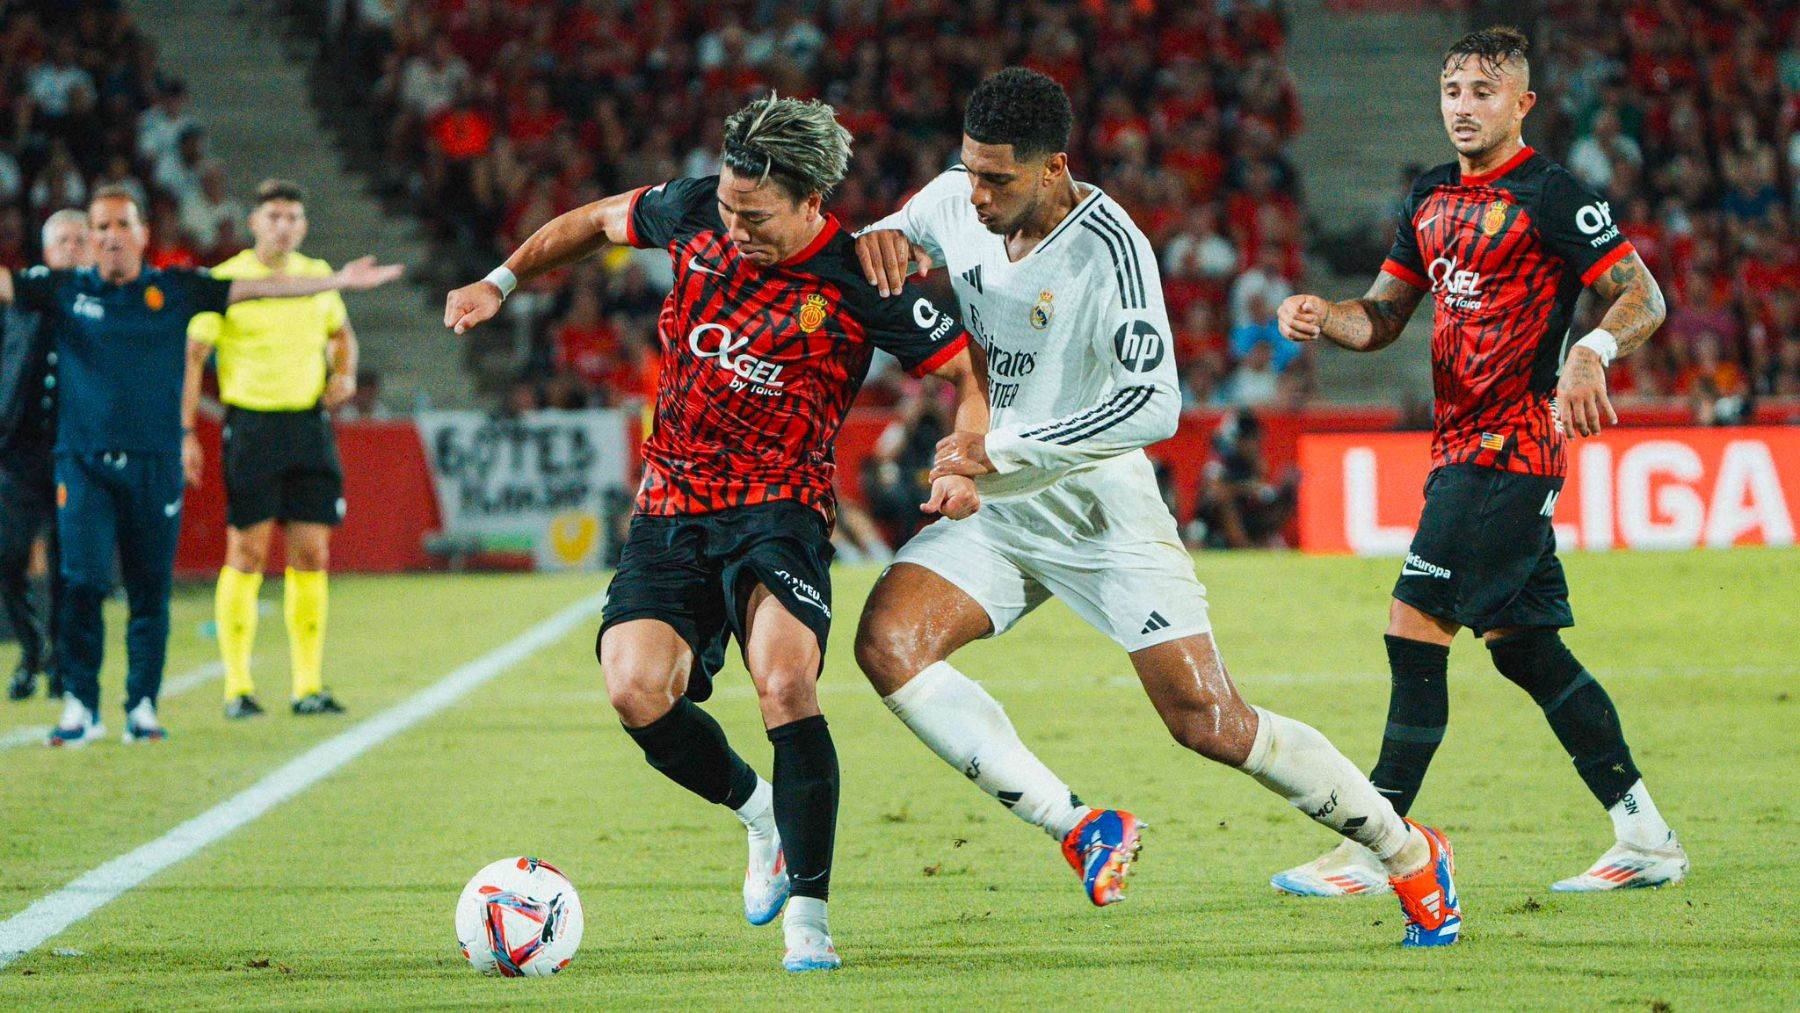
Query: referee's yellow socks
216 566 262 701
285 568 329 699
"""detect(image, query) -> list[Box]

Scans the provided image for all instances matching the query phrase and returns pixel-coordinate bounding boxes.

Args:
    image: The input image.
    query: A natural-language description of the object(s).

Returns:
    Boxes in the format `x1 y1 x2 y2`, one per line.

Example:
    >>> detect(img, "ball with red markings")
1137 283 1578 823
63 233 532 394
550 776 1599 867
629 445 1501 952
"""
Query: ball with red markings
454 856 585 977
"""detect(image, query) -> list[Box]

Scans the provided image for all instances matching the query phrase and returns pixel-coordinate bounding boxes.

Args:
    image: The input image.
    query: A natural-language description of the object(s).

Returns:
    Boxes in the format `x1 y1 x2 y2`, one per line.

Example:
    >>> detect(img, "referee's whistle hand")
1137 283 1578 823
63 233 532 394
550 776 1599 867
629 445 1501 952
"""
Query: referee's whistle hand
444 282 501 335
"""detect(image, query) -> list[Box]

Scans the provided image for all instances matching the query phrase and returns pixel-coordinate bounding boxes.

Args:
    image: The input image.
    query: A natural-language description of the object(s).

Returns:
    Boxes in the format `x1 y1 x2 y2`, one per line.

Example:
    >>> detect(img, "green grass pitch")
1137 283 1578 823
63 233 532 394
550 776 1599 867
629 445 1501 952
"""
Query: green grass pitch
0 548 1794 1010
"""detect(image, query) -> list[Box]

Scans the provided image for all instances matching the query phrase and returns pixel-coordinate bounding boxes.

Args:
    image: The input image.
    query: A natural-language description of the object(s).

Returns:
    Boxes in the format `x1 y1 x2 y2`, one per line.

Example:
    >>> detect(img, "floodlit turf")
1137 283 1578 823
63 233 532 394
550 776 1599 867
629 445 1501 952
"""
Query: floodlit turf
0 549 1794 1010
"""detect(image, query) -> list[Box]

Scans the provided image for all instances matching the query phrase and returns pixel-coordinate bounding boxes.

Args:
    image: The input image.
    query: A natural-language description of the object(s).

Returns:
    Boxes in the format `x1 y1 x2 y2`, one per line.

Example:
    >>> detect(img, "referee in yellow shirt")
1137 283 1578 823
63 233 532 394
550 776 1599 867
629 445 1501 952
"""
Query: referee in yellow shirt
188 180 357 719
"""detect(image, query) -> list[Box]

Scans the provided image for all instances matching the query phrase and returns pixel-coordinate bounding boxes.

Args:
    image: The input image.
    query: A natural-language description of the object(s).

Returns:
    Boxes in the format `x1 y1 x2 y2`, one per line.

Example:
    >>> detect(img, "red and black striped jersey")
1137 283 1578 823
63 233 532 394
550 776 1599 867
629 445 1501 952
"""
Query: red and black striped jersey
1382 146 1635 478
625 176 969 522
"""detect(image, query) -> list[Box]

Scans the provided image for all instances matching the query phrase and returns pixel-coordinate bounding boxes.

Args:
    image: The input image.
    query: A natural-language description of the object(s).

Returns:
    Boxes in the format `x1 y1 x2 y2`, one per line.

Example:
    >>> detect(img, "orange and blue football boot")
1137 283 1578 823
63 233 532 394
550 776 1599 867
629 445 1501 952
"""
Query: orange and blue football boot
1060 809 1144 906
1389 819 1461 947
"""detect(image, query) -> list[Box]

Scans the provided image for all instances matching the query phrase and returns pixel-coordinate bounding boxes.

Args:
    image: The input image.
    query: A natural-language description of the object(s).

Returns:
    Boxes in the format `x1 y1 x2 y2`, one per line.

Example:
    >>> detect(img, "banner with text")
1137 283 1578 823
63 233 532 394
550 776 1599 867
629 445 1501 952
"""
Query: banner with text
417 409 635 570
1298 427 1799 555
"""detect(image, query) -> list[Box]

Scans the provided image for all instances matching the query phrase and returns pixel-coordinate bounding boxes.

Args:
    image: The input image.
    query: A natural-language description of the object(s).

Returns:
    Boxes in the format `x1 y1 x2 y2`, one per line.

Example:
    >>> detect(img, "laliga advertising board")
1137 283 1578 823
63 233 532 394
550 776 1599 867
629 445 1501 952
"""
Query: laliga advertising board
417 409 634 569
1298 427 1799 555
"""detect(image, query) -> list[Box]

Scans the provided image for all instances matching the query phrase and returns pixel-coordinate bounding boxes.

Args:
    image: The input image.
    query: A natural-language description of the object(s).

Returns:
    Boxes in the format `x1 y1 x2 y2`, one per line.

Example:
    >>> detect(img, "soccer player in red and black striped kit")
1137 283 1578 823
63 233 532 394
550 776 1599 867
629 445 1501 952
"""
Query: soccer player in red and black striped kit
445 96 984 972
1274 27 1687 895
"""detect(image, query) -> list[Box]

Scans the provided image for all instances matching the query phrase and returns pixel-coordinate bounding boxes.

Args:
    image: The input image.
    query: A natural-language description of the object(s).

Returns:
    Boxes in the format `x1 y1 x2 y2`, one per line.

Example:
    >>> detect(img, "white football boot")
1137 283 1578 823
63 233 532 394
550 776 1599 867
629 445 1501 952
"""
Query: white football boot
744 828 790 926
1552 835 1689 892
1270 838 1393 897
46 695 105 747
781 897 839 972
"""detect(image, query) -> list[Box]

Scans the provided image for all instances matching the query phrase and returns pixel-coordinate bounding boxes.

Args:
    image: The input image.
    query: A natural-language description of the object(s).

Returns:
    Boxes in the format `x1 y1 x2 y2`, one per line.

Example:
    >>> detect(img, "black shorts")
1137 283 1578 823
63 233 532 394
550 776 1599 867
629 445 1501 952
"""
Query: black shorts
221 404 346 529
597 499 835 701
1392 463 1573 636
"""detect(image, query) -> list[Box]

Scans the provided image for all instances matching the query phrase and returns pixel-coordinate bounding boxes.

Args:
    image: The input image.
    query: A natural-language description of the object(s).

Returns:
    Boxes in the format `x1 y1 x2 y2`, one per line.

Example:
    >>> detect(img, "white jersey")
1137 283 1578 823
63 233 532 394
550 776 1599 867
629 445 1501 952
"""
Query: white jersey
869 168 1181 505
873 168 1208 651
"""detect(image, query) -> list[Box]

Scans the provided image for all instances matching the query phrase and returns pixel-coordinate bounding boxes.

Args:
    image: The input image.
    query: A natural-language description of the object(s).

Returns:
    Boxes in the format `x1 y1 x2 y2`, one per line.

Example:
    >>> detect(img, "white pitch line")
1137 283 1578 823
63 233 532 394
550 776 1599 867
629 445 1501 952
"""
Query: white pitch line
0 592 605 971
0 661 226 754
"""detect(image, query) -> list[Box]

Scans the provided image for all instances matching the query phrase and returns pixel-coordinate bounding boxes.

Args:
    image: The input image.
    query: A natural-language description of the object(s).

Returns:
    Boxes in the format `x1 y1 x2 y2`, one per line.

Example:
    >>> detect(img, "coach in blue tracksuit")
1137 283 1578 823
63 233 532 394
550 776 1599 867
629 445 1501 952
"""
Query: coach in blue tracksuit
0 185 404 746
1 210 89 701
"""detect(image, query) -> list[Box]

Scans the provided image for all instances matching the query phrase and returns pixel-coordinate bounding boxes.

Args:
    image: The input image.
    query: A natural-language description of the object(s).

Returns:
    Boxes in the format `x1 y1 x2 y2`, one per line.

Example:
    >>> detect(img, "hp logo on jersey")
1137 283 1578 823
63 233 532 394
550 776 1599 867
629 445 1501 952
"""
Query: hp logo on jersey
1112 320 1164 372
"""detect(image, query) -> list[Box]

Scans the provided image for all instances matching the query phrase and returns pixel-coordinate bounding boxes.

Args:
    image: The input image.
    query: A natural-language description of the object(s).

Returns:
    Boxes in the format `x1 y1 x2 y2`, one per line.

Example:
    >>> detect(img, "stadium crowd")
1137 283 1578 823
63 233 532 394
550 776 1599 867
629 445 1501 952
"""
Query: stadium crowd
0 2 246 270
1531 0 1800 418
328 0 1318 414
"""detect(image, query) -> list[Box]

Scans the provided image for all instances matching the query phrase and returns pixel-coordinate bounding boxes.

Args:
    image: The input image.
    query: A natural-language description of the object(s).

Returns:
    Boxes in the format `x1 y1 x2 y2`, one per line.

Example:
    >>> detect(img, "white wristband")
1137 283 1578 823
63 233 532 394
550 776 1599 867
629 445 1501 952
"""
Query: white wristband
1573 328 1618 368
483 266 518 299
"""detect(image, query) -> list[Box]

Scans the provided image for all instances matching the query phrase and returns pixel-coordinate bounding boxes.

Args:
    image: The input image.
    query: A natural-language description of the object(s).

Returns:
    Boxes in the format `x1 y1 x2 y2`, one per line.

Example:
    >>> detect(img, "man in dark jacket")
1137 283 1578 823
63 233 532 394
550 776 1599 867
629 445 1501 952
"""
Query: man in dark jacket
1 209 88 700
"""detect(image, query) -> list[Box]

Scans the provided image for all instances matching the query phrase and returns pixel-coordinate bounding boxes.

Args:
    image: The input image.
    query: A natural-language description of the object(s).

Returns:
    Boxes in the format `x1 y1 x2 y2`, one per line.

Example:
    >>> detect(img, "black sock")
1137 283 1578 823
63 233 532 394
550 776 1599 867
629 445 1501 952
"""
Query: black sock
768 715 839 902
623 698 758 809
1488 629 1640 808
1368 634 1451 818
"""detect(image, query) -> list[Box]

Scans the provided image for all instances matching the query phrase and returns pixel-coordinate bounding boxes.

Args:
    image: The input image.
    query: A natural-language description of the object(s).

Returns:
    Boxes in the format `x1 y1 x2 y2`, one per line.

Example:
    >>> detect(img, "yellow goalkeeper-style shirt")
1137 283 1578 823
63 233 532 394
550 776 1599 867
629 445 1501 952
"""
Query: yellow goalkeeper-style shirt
187 249 347 411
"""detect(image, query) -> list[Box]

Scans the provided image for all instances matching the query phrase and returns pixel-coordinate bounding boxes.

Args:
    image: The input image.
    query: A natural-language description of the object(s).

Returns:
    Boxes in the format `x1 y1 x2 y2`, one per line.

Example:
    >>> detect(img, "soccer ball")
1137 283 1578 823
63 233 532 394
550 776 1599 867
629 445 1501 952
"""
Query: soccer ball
455 856 585 977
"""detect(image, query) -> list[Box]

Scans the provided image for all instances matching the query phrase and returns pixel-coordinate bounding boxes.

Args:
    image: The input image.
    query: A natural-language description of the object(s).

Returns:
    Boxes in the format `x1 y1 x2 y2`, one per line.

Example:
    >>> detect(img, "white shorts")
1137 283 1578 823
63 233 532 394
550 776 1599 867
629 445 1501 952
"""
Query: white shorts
893 456 1210 652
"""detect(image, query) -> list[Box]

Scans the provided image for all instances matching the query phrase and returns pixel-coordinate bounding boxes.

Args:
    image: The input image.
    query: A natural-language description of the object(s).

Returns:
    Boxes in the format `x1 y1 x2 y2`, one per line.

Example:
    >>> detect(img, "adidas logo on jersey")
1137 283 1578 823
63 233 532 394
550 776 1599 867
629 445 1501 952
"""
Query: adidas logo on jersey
961 265 983 294
1139 611 1170 635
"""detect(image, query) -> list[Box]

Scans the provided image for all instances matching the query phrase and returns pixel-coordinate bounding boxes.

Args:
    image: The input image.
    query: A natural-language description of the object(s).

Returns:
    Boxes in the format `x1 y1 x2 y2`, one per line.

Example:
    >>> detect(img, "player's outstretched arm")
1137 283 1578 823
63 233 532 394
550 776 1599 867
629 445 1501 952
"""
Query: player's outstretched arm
445 191 636 334
1557 250 1666 438
1279 272 1425 353
228 256 405 304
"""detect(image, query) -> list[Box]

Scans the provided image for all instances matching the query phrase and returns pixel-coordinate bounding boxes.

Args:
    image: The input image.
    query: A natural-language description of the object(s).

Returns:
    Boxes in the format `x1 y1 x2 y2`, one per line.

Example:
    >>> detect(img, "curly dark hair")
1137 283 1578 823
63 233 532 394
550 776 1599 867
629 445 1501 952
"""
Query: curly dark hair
963 67 1073 160
1443 25 1530 82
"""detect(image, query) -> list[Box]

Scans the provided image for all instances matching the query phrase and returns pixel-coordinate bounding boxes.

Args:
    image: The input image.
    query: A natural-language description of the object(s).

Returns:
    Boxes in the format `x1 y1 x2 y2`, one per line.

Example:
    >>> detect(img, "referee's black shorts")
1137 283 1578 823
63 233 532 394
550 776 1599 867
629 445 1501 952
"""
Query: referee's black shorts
221 404 346 529
1392 463 1573 636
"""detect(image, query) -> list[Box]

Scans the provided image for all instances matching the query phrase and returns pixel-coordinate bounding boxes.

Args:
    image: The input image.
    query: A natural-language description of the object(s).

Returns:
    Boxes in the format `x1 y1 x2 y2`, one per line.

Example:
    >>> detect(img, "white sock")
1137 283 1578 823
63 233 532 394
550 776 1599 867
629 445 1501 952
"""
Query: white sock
733 778 780 876
783 896 830 947
1239 706 1427 875
1609 779 1675 850
734 777 777 838
882 661 1089 840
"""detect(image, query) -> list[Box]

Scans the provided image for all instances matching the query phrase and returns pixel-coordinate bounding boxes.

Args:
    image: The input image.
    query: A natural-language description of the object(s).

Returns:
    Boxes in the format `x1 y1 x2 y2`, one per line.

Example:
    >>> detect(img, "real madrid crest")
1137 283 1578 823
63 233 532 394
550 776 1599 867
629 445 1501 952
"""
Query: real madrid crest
798 292 829 333
144 285 164 311
1481 199 1508 237
1029 290 1054 330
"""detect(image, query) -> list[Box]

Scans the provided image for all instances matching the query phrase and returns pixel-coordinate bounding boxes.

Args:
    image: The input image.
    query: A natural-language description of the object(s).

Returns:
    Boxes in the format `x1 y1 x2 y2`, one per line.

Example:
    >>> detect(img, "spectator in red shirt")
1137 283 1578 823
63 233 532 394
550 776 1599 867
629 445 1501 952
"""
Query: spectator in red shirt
505 79 564 153
551 286 621 391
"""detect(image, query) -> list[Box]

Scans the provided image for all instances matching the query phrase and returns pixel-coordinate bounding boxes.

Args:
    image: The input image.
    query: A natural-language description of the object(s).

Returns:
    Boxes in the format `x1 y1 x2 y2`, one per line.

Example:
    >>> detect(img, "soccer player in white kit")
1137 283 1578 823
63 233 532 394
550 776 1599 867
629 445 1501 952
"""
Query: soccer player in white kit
852 68 1462 946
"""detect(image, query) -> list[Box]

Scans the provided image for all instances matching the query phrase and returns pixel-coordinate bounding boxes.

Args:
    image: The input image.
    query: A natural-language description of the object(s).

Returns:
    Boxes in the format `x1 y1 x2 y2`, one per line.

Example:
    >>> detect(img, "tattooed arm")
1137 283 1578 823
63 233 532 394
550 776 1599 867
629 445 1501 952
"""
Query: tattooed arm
1557 250 1666 438
1276 272 1426 352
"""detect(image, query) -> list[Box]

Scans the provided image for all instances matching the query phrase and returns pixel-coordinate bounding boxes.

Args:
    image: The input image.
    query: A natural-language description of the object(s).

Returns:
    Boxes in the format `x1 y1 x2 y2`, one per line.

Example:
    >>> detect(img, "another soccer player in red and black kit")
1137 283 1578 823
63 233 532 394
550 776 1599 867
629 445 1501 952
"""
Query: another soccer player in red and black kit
444 96 984 972
1273 27 1687 895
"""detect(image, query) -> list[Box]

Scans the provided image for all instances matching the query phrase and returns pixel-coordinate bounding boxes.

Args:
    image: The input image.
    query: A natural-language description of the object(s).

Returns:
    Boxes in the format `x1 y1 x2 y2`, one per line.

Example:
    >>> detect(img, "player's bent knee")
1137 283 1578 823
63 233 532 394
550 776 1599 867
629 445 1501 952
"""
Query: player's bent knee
1387 598 1457 644
851 617 921 692
603 665 684 726
753 667 820 721
1164 705 1246 763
